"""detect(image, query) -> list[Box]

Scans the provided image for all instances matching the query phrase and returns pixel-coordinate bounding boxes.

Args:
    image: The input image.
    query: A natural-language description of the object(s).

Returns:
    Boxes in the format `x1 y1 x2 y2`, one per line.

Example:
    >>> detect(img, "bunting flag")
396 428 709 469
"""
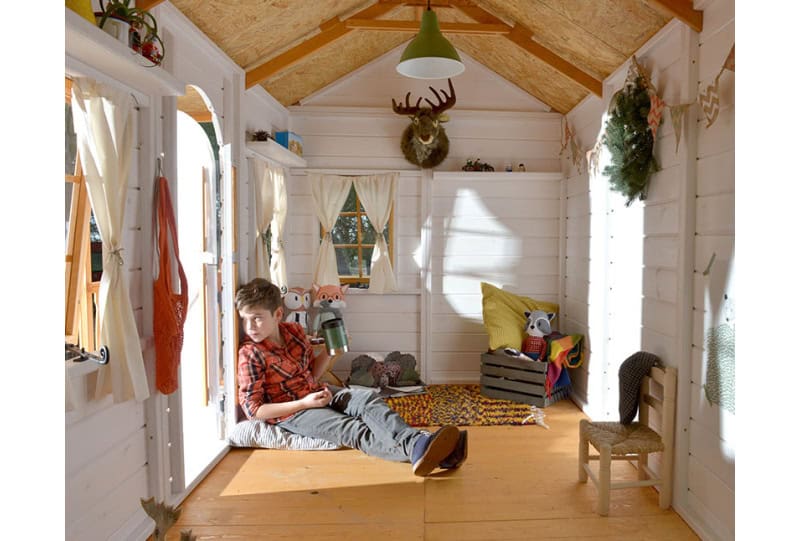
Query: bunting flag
570 133 583 173
698 73 721 128
723 44 735 73
559 121 585 173
648 91 666 139
559 121 572 156
586 138 603 178
669 104 691 153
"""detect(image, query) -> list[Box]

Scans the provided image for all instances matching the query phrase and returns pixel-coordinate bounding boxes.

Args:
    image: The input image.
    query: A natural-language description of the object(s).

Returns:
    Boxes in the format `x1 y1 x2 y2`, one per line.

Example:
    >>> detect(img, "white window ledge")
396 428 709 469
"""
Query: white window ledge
346 288 421 296
65 336 151 414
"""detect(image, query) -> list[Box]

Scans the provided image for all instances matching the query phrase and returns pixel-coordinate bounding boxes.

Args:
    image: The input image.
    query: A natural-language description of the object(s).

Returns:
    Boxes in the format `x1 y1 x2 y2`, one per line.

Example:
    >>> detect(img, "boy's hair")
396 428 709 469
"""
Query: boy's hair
235 278 283 313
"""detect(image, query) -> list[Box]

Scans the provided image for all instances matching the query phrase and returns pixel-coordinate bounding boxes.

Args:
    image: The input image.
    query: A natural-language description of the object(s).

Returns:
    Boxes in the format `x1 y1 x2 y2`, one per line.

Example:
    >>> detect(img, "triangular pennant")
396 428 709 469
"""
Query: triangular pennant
587 138 603 178
723 44 735 72
570 134 583 174
648 91 666 139
669 104 690 153
559 121 571 156
698 73 721 128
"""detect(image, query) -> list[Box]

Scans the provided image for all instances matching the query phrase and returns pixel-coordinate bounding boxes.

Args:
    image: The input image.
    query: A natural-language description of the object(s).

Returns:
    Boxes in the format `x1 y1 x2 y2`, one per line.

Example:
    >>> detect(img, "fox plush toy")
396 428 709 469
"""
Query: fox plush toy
521 310 555 361
283 287 311 333
309 283 349 336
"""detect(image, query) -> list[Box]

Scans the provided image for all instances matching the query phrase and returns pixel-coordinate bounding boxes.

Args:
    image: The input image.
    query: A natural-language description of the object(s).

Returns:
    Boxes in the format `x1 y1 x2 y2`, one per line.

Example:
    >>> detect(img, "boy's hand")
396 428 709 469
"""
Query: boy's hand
302 386 332 409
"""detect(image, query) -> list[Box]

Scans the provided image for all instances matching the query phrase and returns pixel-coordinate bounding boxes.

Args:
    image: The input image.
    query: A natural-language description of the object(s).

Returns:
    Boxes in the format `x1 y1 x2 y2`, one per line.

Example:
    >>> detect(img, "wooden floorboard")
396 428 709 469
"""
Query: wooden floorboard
167 399 699 540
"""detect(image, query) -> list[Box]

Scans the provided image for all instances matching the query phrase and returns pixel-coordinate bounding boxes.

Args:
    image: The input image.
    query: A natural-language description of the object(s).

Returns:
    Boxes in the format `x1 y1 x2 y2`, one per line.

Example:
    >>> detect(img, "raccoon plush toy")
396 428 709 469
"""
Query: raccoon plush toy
521 310 555 361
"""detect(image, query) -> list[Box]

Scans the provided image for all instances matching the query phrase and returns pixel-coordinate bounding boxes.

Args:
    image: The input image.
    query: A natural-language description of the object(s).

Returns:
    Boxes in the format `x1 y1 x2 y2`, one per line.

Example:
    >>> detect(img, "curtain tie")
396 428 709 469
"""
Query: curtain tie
107 247 125 266
324 232 332 242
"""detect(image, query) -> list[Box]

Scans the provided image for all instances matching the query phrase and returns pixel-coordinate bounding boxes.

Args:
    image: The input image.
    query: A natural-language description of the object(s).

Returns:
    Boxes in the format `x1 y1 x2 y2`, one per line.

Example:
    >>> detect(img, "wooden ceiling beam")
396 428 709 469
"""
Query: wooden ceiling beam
507 25 602 96
345 19 509 35
454 5 602 97
379 0 462 6
245 2 401 88
646 0 703 33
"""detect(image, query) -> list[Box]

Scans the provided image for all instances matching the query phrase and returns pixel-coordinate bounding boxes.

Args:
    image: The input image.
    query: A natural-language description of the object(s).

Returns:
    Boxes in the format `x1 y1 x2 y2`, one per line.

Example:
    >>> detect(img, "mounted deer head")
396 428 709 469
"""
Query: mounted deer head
392 78 456 168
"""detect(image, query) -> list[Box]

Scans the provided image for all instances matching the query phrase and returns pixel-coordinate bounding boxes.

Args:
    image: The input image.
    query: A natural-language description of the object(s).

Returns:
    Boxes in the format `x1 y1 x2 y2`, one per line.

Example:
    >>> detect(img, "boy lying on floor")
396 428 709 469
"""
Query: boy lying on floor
236 278 467 475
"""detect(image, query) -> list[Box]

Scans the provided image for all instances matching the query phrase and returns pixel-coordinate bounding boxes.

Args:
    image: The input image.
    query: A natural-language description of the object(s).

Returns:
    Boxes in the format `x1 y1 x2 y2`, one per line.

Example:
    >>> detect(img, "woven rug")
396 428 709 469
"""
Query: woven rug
384 384 539 427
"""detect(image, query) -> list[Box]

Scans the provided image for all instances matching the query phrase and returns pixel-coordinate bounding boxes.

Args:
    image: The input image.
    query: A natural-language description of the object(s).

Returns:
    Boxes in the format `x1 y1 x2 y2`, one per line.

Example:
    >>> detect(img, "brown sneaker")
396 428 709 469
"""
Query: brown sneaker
411 425 459 476
440 429 468 469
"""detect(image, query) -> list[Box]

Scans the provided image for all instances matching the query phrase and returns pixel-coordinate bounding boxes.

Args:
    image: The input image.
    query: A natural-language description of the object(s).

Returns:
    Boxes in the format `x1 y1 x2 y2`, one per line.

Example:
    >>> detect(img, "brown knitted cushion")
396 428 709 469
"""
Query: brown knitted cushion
581 420 664 455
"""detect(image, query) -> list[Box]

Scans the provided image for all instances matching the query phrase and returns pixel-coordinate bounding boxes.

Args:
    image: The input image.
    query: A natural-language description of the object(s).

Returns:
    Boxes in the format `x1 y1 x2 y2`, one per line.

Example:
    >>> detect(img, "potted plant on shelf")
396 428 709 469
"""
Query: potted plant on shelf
95 0 165 66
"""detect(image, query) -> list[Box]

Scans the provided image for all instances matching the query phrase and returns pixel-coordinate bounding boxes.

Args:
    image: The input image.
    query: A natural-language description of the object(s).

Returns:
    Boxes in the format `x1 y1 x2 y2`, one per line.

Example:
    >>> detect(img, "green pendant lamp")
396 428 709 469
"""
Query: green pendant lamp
396 2 464 79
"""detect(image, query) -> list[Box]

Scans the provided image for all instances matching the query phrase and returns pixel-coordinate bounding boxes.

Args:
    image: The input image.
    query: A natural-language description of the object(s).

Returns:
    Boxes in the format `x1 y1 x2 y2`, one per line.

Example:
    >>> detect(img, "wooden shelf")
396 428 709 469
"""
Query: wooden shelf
246 140 308 168
65 7 185 97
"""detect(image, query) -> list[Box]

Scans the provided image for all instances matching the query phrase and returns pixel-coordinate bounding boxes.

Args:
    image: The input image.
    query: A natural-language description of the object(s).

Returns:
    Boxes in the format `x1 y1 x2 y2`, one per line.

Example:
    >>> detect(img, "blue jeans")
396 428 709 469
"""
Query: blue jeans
278 386 423 462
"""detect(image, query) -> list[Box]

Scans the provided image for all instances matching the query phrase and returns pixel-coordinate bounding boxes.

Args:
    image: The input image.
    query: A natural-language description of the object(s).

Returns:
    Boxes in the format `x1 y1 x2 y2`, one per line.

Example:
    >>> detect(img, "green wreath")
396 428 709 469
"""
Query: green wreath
602 74 659 206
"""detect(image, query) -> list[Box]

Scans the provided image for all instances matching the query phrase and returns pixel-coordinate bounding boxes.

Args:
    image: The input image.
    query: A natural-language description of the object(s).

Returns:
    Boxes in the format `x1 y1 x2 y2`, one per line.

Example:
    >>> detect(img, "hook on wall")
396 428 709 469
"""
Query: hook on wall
702 252 716 276
156 152 165 178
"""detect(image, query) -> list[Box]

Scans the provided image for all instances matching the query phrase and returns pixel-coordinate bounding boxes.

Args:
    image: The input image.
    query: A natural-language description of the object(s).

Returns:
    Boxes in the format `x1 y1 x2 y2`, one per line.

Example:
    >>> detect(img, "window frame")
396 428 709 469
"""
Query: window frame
65 77 101 350
322 185 394 287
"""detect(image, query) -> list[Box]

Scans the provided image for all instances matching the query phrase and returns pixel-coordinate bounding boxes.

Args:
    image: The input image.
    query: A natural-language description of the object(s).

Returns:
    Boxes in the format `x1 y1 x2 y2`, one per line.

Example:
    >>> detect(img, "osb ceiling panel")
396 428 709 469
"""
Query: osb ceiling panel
176 85 209 118
449 35 585 114
169 0 371 69
262 29 410 106
169 0 683 113
261 6 419 106
536 0 671 53
474 0 627 80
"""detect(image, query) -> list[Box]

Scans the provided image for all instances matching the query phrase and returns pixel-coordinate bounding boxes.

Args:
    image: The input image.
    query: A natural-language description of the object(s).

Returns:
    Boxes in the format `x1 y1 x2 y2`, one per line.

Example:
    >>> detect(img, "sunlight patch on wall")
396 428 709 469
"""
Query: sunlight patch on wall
441 188 517 319
585 118 643 421
702 251 736 461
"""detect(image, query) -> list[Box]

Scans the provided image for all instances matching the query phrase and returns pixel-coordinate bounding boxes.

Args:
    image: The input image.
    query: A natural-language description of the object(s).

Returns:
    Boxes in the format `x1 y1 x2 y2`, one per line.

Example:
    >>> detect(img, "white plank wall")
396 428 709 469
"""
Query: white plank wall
563 1 735 539
429 172 562 382
65 107 150 541
284 63 563 382
687 0 735 539
562 95 604 411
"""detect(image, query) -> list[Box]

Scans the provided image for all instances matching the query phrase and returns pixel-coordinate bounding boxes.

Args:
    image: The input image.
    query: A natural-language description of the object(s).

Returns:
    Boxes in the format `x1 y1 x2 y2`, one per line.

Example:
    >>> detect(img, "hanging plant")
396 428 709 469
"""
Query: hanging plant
602 66 659 206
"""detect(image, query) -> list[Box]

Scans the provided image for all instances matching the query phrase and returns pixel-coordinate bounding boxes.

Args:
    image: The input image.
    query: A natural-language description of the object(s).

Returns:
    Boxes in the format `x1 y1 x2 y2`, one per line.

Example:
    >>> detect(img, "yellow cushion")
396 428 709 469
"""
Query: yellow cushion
480 282 559 351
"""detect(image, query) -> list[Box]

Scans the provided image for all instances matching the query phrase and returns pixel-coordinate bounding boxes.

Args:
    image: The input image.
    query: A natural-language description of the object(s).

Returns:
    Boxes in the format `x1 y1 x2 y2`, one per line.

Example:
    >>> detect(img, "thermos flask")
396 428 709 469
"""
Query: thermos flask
320 318 349 356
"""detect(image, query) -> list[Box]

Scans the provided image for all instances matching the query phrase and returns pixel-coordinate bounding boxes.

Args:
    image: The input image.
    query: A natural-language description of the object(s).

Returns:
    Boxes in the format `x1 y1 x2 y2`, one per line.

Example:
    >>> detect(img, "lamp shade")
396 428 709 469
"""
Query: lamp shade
396 10 464 79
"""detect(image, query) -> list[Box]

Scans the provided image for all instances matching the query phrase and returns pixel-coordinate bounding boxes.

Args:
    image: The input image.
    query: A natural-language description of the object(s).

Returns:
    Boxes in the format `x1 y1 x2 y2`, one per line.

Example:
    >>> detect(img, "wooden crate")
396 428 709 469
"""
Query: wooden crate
479 352 571 407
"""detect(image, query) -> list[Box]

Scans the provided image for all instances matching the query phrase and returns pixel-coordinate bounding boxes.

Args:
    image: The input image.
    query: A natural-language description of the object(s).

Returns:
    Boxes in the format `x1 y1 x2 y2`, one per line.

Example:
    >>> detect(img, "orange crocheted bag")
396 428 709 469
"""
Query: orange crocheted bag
153 176 188 394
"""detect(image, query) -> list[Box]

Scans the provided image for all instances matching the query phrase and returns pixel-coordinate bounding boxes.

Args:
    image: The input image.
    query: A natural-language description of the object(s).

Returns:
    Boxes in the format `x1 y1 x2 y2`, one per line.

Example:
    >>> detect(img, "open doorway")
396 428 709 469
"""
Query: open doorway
175 85 227 489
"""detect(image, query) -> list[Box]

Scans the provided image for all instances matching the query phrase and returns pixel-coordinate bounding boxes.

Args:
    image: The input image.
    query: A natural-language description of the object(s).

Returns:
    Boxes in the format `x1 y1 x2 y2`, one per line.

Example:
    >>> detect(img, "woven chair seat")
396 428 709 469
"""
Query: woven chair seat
582 420 664 455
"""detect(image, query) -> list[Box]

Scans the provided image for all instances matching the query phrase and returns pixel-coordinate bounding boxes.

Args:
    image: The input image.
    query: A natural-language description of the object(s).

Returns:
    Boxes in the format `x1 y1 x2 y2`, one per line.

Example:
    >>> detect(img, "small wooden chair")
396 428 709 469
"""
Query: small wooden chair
578 365 677 516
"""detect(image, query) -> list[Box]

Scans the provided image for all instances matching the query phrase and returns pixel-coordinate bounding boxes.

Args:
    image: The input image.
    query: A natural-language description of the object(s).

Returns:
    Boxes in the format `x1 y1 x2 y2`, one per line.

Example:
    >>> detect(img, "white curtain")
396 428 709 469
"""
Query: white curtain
310 173 353 286
354 173 398 293
270 166 288 291
248 158 274 281
71 78 149 403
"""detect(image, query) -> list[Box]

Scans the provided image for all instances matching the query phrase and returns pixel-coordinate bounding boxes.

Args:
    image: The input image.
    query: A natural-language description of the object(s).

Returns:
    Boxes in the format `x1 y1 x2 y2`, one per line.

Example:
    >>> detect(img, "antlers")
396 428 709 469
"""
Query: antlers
392 78 456 116
392 93 423 115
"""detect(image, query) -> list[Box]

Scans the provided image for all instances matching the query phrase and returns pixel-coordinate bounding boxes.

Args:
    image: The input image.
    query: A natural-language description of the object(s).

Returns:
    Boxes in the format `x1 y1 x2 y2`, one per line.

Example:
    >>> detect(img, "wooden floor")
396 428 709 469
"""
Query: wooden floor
168 399 699 540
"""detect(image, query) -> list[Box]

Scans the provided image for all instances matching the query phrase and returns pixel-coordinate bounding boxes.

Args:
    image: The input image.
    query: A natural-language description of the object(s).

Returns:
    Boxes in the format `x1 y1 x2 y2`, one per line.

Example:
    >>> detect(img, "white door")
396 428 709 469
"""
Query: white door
175 110 228 491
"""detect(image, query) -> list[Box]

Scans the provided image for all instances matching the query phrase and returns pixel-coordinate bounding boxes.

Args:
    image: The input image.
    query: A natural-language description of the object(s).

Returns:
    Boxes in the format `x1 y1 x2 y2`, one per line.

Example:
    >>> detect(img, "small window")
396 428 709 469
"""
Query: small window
323 185 393 288
65 77 102 350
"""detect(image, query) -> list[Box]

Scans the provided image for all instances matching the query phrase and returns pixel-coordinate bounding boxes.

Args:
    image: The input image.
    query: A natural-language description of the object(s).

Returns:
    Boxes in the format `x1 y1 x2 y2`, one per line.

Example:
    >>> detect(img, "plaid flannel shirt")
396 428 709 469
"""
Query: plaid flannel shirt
237 322 323 423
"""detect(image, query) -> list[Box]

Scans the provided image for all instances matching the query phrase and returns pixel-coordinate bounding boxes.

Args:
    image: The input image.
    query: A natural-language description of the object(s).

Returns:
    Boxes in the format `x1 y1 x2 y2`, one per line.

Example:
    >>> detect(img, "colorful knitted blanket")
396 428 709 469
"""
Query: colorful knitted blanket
545 334 584 397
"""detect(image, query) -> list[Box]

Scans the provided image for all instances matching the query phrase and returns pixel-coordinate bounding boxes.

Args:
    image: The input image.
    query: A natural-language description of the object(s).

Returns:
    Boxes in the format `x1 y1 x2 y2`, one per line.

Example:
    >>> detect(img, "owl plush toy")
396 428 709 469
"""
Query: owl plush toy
283 287 311 333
